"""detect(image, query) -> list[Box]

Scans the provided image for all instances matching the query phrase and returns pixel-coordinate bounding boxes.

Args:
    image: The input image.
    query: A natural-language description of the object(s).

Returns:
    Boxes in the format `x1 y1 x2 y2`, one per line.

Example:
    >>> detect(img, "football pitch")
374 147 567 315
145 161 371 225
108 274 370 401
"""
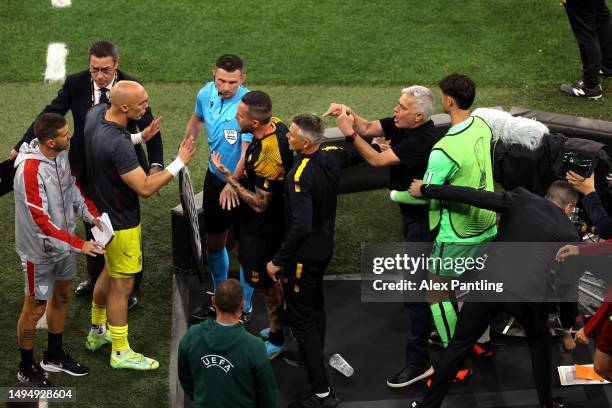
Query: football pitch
1 1 611 407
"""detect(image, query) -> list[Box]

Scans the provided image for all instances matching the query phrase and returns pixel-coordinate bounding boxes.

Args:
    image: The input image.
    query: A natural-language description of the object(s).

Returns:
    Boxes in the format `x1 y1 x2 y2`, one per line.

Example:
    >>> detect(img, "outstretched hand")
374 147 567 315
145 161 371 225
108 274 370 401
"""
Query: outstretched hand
210 151 231 179
178 135 196 165
141 116 164 142
555 244 579 262
337 104 355 136
322 103 350 117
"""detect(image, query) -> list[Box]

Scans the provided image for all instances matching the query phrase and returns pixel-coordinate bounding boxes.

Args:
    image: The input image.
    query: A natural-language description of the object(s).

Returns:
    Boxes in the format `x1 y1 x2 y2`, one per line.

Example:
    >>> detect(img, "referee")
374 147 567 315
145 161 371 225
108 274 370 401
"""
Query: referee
183 55 255 320
266 114 360 408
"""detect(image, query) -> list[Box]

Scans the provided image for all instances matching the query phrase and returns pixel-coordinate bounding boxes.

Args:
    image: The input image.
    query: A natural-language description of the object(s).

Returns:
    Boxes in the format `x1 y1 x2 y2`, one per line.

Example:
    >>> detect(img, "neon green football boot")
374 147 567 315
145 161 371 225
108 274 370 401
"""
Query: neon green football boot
85 330 112 351
110 349 159 370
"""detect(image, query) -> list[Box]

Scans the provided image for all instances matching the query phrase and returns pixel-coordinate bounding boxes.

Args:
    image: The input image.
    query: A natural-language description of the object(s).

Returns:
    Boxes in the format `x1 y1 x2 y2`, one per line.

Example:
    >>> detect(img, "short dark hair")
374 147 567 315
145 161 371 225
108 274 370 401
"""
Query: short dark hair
215 54 244 73
214 279 243 314
34 113 66 143
88 40 119 63
242 91 272 123
438 73 476 110
546 180 579 207
292 114 325 146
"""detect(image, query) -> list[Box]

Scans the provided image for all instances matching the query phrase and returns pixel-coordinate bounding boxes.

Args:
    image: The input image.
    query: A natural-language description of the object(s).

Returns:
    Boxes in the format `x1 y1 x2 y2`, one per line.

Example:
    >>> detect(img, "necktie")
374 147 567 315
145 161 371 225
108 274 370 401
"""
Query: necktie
99 88 109 104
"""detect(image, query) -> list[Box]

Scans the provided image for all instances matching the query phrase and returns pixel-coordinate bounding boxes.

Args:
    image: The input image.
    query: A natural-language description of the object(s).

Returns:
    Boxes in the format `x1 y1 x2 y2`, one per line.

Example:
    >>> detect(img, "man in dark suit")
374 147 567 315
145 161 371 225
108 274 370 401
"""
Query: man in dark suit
9 40 163 308
406 181 580 408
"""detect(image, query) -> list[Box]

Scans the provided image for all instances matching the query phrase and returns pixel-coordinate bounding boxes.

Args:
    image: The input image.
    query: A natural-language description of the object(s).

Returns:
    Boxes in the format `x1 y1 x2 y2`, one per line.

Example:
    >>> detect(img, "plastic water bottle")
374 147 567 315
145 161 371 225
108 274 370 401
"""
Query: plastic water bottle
329 353 354 377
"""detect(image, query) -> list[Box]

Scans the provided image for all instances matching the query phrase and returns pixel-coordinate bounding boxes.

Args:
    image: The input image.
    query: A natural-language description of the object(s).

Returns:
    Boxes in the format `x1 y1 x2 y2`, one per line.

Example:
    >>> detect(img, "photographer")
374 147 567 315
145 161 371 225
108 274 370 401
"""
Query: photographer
566 170 612 239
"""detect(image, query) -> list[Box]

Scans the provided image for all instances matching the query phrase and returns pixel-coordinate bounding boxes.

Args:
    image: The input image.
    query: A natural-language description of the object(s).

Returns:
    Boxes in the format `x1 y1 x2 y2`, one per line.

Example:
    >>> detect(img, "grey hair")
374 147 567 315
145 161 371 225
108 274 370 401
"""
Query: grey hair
400 85 434 121
292 114 325 146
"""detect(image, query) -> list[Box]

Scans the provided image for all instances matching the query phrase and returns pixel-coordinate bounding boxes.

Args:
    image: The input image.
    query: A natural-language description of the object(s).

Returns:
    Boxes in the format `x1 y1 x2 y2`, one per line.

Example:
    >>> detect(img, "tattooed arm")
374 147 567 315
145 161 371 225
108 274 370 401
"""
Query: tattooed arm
211 151 273 213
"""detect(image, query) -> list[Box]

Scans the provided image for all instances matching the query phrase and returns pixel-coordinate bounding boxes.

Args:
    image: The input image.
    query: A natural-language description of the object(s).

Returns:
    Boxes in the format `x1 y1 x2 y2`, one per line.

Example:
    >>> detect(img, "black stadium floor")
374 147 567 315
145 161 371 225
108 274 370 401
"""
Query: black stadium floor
176 274 612 408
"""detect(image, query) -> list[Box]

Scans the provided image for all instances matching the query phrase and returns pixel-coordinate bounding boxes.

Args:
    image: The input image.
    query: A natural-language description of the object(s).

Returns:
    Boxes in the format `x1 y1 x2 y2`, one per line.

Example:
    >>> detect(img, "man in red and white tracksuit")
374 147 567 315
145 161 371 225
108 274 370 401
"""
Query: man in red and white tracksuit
13 113 104 386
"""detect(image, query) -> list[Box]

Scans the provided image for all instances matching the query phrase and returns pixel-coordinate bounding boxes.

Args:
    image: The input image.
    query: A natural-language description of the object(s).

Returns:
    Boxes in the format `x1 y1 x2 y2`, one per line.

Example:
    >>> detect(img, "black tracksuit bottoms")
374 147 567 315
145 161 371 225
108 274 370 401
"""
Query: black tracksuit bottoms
283 259 331 394
421 301 553 408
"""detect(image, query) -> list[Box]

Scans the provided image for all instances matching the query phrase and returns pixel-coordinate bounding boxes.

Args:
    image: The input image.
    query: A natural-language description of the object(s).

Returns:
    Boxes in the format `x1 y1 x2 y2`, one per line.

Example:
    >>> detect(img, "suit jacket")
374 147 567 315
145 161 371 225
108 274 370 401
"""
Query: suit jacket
14 69 164 190
422 185 579 243
422 184 581 305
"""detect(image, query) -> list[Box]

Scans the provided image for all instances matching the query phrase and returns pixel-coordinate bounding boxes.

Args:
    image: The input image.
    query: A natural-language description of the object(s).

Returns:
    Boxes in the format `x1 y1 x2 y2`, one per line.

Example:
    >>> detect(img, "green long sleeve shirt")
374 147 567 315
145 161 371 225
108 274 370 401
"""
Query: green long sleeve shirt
178 319 278 408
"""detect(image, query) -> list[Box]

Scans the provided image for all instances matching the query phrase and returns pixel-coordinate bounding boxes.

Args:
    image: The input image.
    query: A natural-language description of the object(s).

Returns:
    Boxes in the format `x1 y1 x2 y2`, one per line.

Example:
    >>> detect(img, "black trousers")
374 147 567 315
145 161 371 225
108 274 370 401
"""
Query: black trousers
565 0 612 87
85 223 143 294
283 259 331 394
421 301 553 408
403 302 432 366
402 214 433 367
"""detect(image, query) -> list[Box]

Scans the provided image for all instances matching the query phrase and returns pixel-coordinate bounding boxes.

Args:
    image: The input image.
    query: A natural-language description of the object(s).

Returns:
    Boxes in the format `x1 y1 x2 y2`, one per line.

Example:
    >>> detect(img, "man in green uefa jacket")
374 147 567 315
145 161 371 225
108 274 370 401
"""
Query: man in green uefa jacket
178 279 277 408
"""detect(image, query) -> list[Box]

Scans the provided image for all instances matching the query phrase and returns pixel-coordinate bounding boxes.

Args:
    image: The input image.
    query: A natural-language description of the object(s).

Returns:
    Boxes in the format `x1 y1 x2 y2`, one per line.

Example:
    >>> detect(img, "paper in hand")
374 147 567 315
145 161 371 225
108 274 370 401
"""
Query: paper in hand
91 213 114 246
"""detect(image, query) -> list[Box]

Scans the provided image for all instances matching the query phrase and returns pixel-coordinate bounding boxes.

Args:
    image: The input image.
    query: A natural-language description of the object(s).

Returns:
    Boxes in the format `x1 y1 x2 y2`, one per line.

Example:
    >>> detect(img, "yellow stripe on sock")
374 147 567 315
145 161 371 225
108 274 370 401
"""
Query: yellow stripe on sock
108 323 129 352
91 302 107 326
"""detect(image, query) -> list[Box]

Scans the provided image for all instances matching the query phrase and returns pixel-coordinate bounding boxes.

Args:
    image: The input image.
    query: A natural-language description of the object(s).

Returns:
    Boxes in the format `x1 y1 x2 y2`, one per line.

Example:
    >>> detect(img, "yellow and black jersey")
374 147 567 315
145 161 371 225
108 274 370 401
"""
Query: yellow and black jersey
242 117 293 195
237 118 293 271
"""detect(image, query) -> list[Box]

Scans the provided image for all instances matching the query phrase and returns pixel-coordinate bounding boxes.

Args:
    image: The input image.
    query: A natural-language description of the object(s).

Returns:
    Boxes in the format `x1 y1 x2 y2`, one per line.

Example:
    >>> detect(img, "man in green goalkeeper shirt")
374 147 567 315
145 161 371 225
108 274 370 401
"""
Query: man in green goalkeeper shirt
392 73 497 382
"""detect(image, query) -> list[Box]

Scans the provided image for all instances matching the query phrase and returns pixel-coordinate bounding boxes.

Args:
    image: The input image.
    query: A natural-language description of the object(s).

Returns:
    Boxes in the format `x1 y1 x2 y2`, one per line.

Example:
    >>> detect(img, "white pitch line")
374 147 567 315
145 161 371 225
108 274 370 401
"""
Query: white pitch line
51 0 72 7
44 43 68 83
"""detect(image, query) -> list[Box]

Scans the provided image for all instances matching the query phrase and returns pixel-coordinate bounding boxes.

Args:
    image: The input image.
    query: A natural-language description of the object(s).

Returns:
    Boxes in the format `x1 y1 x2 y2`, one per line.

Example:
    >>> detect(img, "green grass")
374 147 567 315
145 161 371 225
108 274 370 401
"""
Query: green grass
1 0 610 86
1 82 611 407
1 0 612 406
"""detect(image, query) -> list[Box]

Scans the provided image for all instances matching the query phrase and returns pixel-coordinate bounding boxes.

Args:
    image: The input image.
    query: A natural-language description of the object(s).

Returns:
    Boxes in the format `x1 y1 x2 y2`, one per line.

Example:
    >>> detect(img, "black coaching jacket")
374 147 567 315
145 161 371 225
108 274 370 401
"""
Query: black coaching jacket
272 145 362 266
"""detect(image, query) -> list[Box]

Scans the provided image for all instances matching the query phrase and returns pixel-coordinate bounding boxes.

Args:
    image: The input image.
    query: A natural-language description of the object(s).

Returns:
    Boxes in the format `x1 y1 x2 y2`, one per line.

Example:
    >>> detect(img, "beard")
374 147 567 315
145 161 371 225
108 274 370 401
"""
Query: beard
52 141 69 153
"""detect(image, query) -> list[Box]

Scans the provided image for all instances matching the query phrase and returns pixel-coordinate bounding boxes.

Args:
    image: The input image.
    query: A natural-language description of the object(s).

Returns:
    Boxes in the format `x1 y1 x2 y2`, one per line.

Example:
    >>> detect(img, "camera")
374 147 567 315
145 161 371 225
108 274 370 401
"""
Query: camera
562 151 594 178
